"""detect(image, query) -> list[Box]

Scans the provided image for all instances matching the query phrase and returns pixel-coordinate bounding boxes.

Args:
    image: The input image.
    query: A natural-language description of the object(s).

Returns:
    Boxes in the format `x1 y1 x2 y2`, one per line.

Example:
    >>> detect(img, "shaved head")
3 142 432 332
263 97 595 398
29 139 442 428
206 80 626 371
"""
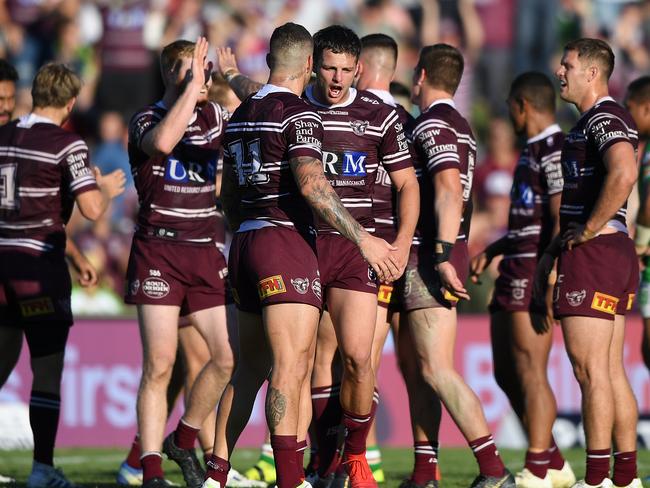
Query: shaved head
268 22 313 75
360 33 397 75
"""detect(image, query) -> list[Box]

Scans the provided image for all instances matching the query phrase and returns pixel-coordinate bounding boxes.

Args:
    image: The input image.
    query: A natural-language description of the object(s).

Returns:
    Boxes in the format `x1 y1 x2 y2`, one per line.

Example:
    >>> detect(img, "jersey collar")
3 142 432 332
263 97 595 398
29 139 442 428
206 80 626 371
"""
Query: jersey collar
18 113 57 128
527 123 562 144
424 98 455 113
253 84 294 99
366 88 396 107
305 85 357 108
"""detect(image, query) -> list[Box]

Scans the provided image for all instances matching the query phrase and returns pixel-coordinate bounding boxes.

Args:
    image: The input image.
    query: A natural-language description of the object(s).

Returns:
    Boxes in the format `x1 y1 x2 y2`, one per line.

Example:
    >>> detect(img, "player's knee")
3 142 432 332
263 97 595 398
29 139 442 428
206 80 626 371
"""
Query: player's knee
142 355 176 384
570 359 608 386
342 350 372 381
211 352 235 378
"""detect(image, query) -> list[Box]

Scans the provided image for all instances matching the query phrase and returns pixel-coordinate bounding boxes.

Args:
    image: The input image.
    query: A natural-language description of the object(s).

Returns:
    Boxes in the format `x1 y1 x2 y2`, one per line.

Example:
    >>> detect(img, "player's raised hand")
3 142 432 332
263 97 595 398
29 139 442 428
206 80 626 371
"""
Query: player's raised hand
469 250 491 284
190 36 210 87
95 167 126 199
359 234 400 282
216 46 240 78
436 261 470 301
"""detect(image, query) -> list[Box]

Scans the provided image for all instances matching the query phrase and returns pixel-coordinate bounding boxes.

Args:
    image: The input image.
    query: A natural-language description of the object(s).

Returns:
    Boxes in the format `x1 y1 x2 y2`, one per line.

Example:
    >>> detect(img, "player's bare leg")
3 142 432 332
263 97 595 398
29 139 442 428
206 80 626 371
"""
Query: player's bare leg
136 304 180 482
396 313 442 487
0 327 22 386
610 314 639 487
327 288 378 486
297 332 318 476
409 307 509 482
561 316 614 486
643 318 650 372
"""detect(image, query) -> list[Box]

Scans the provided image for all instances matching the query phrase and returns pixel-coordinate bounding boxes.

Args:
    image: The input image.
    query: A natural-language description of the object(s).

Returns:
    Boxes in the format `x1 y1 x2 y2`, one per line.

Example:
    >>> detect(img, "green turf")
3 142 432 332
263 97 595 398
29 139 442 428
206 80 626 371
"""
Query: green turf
0 447 648 487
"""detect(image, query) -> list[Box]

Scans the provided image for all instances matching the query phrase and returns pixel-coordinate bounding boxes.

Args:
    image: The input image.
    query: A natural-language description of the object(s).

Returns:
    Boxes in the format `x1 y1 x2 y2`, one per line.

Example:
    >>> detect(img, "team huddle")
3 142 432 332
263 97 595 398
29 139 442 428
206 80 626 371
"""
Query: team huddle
0 17 646 488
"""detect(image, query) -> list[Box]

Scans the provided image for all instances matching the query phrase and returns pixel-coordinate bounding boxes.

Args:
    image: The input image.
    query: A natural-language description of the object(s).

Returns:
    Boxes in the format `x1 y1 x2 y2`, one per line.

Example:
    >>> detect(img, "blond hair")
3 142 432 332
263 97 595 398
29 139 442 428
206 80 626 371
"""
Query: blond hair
160 40 195 75
31 63 81 108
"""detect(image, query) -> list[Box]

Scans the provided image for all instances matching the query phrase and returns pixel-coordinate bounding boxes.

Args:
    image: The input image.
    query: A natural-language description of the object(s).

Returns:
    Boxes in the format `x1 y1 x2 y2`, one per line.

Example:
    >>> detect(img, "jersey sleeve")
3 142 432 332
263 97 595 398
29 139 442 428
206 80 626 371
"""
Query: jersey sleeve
379 109 412 173
283 106 323 160
587 110 635 156
412 117 460 175
540 146 563 195
61 138 98 196
128 109 160 150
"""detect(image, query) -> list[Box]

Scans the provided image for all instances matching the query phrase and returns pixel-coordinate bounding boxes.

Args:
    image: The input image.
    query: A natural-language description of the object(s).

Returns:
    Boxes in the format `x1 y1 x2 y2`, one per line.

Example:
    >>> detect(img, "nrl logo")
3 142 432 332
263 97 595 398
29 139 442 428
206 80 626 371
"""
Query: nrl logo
291 277 309 294
350 120 369 136
566 289 586 307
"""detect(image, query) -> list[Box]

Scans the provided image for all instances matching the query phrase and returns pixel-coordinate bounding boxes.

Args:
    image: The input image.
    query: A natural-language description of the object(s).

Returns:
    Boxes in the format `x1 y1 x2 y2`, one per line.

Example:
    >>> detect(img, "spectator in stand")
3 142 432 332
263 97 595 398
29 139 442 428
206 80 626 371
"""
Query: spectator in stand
513 0 559 76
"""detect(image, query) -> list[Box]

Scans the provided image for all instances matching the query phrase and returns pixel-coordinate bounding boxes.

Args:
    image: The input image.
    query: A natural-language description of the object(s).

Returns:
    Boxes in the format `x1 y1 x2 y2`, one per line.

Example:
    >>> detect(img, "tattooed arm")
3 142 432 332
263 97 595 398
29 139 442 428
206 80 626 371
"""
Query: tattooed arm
290 155 400 281
216 46 263 101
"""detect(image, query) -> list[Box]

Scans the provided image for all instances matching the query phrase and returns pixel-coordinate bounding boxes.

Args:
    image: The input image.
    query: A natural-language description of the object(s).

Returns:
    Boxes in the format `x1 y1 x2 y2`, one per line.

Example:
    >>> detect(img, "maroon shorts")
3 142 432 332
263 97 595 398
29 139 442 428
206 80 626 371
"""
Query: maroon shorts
228 226 322 314
317 234 378 296
489 257 545 314
553 232 639 320
125 237 228 315
402 241 469 312
0 249 73 328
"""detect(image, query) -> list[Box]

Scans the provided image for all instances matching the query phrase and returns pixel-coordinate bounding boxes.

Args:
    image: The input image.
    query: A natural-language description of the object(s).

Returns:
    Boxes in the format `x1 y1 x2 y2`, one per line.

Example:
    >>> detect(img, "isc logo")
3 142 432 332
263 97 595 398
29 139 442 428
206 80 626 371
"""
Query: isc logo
323 151 368 176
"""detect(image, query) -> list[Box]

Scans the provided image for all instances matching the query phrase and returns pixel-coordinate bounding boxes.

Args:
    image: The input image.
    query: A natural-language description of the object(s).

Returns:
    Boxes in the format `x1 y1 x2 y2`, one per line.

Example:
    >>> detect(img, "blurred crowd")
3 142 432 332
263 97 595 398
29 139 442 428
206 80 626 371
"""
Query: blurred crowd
2 0 649 315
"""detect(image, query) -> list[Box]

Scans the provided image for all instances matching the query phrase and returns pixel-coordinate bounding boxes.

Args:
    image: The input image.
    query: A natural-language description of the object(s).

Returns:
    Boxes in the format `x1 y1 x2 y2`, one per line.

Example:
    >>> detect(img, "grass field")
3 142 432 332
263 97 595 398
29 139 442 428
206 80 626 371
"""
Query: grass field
1 448 649 488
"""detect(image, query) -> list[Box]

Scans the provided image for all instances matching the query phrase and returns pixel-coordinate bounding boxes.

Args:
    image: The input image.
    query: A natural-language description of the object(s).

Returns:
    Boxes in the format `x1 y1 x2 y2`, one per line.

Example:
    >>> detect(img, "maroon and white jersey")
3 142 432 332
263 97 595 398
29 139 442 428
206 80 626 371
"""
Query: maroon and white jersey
505 124 564 258
223 84 323 233
409 99 476 246
560 97 638 234
0 114 98 254
367 89 415 242
128 100 227 244
304 86 412 234
100 1 151 72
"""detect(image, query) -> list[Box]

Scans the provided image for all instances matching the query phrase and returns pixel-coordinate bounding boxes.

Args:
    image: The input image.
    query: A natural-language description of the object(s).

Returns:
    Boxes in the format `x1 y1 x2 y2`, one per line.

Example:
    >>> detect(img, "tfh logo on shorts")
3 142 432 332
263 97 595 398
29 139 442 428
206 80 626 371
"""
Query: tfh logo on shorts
566 289 586 307
627 293 635 311
19 297 54 317
378 284 393 304
591 291 618 315
258 275 286 299
291 277 309 295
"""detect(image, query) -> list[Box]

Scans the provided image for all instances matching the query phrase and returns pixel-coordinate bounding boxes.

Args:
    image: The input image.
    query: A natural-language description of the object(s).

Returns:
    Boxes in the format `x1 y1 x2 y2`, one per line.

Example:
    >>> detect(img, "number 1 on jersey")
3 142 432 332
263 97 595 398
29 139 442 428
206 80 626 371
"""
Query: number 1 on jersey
0 163 17 210
228 138 269 186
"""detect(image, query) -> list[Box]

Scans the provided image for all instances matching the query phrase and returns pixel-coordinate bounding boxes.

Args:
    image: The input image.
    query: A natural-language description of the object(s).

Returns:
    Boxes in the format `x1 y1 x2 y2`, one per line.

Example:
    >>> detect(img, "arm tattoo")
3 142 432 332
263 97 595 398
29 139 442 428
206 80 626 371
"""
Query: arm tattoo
290 156 365 244
265 386 287 429
229 74 264 101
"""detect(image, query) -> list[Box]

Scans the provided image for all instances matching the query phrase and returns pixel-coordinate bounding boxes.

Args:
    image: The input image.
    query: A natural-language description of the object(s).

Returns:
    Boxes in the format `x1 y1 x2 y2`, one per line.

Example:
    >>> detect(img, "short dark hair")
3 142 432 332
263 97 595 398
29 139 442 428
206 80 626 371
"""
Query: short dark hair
509 71 556 114
564 38 615 80
361 33 398 63
0 59 18 83
269 22 313 66
417 44 464 94
32 63 81 108
313 25 361 66
626 76 650 104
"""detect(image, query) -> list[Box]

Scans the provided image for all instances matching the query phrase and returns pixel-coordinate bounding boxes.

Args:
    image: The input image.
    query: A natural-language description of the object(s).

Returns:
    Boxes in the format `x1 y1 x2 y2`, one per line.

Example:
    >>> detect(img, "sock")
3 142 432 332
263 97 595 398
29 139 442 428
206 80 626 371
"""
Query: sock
585 448 611 486
548 438 566 470
174 418 200 450
126 434 142 469
342 406 375 456
271 435 300 488
297 440 308 478
29 390 61 466
260 442 275 465
366 445 382 472
613 451 637 487
141 452 164 482
206 454 230 486
469 435 505 478
412 441 438 484
524 450 550 479
311 384 343 475
204 452 212 467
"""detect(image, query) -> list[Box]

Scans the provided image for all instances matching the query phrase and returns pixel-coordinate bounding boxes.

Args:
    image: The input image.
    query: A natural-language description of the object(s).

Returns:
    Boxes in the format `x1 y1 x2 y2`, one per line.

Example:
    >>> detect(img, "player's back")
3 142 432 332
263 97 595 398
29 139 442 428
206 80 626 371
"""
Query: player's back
0 115 96 254
224 84 323 233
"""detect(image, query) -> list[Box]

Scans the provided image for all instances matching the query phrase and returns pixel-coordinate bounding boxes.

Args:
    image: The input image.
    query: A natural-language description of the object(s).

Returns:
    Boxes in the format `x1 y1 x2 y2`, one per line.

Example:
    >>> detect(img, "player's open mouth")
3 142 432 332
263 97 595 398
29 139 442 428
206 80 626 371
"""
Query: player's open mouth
559 80 567 89
328 85 342 98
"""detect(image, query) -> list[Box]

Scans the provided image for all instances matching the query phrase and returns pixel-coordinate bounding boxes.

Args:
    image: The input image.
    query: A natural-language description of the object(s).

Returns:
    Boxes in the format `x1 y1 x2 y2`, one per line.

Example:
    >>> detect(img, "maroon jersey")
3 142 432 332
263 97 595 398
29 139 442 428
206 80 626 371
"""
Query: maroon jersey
223 84 323 233
304 86 412 234
504 124 564 257
0 114 98 254
100 1 151 72
128 100 227 244
409 99 475 246
560 97 638 234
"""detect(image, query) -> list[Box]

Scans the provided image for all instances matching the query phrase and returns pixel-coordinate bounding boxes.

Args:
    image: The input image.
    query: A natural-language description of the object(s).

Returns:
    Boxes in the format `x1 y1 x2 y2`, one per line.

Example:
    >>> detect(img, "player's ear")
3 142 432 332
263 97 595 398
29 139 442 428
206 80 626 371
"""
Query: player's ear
266 53 273 70
306 54 313 74
588 65 598 83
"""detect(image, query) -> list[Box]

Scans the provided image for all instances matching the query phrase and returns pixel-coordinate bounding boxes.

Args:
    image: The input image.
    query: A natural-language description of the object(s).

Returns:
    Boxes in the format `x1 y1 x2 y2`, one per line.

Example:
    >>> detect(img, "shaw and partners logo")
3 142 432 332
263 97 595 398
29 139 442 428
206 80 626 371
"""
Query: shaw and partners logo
258 275 286 299
323 151 368 177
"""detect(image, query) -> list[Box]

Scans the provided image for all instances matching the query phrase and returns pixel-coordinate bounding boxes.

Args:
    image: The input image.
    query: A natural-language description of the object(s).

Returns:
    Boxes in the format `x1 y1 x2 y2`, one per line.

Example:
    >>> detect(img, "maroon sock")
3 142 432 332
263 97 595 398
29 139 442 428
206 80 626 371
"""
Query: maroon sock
585 448 611 486
174 418 200 450
271 435 300 488
613 451 637 487
342 406 374 456
141 453 164 482
548 438 566 470
411 441 438 484
311 384 343 476
296 440 308 478
29 390 61 466
469 435 505 478
525 450 550 479
206 454 230 486
126 434 142 469
203 452 212 467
